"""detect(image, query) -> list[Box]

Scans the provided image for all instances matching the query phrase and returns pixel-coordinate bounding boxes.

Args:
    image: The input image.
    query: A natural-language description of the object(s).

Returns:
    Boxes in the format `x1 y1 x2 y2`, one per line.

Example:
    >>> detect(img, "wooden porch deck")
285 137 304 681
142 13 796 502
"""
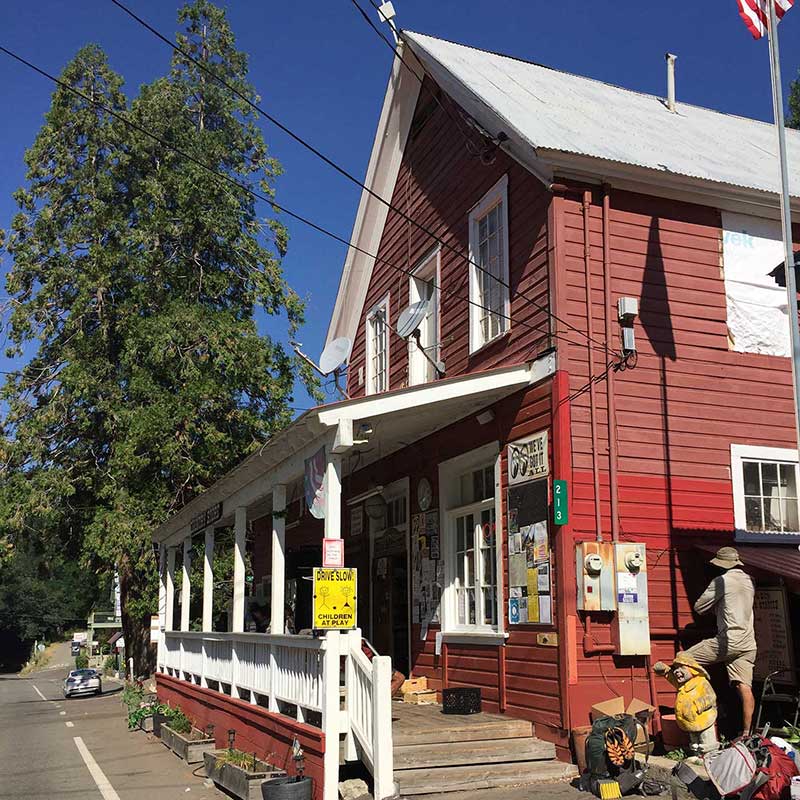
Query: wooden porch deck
388 701 576 795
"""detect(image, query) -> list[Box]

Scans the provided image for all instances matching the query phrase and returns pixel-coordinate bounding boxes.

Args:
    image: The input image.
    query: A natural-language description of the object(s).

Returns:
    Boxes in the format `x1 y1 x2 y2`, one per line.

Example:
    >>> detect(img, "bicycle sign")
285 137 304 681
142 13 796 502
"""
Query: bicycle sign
507 431 548 485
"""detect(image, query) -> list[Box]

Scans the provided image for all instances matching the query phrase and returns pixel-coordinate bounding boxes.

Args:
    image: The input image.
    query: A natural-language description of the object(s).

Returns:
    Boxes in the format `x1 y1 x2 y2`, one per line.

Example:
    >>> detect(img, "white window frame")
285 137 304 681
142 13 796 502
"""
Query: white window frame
438 442 505 640
731 443 800 539
468 174 510 355
408 247 441 386
365 294 390 396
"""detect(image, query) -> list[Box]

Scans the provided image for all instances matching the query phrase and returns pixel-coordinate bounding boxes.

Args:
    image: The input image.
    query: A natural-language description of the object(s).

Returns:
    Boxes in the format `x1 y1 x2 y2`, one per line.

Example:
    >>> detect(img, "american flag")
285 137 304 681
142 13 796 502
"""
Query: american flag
738 0 795 39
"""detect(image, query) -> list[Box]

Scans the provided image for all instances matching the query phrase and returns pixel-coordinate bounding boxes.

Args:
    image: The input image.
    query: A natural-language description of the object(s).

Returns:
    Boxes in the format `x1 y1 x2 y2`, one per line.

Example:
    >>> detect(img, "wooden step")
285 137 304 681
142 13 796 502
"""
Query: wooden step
394 759 578 795
392 718 533 747
394 737 556 770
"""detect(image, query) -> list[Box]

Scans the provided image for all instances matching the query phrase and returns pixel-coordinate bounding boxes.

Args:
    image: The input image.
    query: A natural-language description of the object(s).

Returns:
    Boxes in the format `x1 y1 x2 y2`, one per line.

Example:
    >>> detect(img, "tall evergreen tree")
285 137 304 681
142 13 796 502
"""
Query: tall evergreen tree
1 2 317 671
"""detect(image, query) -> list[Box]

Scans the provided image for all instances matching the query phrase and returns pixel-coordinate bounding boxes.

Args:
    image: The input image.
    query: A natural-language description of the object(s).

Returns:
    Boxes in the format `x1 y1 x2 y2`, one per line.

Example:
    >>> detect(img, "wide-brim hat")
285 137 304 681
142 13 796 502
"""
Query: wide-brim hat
709 546 744 570
672 652 711 680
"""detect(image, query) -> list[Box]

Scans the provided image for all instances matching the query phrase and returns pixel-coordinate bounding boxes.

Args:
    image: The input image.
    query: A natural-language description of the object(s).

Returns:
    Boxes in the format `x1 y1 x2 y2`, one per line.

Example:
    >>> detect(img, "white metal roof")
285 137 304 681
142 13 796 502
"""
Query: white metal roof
405 31 800 198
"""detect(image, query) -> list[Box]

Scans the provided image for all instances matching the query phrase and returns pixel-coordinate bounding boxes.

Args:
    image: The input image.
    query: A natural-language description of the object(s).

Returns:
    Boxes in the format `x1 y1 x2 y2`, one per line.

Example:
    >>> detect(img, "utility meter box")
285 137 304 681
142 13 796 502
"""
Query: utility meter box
612 542 651 655
576 542 615 612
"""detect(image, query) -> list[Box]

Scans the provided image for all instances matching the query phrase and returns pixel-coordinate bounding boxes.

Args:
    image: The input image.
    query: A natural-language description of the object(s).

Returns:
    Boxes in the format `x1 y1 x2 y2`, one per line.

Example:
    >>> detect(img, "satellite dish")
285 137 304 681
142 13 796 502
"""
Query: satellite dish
319 336 352 375
396 300 429 339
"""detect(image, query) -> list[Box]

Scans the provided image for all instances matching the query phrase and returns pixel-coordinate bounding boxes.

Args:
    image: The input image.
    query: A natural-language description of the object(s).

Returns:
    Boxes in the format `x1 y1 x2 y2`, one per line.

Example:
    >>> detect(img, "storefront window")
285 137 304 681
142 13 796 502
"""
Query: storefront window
450 462 499 630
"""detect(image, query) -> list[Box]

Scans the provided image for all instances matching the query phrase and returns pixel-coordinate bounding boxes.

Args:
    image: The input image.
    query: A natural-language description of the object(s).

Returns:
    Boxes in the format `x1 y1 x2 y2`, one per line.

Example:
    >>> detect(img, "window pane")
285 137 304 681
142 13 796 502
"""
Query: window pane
485 467 495 498
468 588 476 625
781 464 797 499
466 549 474 586
784 498 799 531
745 497 763 530
743 462 761 496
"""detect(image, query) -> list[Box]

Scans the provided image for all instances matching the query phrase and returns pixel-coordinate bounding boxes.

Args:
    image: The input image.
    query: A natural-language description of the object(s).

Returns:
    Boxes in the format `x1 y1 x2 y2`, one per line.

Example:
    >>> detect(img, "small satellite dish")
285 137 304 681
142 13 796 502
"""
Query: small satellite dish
396 300 429 339
319 336 352 375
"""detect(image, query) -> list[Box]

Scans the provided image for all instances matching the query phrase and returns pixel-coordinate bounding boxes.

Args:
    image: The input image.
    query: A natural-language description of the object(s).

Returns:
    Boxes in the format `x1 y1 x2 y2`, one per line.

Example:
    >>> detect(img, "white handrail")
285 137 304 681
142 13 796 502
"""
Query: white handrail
161 628 394 800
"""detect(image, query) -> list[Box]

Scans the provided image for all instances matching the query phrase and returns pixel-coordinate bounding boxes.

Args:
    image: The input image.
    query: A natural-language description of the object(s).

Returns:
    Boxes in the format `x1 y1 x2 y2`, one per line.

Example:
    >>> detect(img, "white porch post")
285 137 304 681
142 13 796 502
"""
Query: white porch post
324 454 342 539
157 544 167 669
271 485 287 635
203 527 214 632
165 546 176 632
181 537 192 632
232 507 247 633
322 629 342 800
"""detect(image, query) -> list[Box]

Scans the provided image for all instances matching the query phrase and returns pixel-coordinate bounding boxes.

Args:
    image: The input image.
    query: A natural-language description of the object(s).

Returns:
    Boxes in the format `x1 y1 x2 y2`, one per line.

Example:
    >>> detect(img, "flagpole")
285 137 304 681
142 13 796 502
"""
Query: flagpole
767 0 800 451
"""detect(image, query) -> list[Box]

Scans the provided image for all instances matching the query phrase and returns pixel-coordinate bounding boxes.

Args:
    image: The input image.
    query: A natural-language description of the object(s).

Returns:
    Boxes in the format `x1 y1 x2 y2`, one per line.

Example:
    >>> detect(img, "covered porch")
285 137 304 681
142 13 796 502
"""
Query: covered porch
152 361 546 800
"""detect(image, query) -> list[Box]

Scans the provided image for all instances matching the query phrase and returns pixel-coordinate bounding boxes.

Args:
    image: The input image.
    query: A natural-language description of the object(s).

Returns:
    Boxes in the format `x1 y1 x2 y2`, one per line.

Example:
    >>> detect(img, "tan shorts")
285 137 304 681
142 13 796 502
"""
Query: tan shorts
684 638 757 687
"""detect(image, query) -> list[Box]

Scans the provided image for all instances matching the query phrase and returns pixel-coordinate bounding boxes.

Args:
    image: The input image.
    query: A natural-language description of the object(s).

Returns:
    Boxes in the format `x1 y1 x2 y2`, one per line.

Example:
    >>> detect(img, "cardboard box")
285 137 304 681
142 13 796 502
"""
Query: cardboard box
590 696 656 747
401 676 428 694
402 689 438 705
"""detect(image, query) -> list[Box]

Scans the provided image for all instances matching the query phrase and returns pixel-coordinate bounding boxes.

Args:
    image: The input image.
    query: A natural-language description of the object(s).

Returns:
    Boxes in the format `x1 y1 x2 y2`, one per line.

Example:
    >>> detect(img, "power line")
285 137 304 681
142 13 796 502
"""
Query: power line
0 44 611 360
108 0 614 358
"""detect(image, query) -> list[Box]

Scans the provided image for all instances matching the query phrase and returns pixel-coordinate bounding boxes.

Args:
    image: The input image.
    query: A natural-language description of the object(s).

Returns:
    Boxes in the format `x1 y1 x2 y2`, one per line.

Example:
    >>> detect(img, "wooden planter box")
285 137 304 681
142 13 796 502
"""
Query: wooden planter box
160 724 215 764
138 713 169 735
204 750 285 800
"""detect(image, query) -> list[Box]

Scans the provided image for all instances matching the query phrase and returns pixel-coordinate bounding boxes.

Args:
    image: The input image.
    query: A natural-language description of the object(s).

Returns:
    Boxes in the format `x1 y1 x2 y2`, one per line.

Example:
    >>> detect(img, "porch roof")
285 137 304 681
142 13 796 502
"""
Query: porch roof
152 355 553 546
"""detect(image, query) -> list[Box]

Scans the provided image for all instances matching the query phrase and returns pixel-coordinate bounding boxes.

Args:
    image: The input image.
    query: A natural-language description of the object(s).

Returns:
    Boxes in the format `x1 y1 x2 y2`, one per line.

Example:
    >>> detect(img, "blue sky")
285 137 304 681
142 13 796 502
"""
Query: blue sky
1 1 799 413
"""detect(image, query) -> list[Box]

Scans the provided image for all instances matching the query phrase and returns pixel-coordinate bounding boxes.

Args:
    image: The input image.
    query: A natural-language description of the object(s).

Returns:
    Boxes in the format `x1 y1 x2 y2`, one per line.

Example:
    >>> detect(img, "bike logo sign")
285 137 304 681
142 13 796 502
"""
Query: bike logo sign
508 431 549 485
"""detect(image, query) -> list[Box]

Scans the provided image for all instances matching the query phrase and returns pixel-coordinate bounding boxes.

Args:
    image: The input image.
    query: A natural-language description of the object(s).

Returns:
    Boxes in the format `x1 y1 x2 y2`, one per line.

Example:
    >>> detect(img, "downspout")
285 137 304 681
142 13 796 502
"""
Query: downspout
602 186 621 542
583 190 603 542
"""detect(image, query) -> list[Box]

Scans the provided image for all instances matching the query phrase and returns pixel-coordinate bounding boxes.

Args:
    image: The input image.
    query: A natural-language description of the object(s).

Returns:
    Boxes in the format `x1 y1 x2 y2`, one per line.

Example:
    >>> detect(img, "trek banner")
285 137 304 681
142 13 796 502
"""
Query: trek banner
312 567 357 630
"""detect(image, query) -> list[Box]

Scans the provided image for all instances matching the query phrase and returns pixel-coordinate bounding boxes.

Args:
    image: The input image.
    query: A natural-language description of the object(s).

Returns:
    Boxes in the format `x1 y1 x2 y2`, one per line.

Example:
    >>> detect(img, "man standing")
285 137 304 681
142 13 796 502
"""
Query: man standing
684 547 757 736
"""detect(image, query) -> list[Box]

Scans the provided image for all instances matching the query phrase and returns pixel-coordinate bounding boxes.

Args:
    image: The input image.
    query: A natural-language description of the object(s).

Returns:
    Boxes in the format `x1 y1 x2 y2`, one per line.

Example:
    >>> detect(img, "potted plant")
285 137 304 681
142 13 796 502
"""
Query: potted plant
204 746 284 800
160 711 215 764
127 700 171 735
261 738 312 800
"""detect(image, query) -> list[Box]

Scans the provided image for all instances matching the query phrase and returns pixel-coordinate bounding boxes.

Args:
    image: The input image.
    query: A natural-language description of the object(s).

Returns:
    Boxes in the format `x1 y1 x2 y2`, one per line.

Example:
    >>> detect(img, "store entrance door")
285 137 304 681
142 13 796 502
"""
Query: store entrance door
369 487 410 677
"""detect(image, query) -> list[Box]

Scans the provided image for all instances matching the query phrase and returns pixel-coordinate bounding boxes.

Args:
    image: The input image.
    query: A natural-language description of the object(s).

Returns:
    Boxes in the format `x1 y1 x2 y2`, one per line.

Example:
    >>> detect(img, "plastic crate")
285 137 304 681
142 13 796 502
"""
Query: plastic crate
442 687 482 715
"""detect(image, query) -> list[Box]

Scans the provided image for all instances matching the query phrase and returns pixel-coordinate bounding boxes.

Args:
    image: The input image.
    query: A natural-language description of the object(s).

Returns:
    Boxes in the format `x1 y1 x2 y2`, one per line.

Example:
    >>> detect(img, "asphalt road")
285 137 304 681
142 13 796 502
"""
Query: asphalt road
0 641 218 800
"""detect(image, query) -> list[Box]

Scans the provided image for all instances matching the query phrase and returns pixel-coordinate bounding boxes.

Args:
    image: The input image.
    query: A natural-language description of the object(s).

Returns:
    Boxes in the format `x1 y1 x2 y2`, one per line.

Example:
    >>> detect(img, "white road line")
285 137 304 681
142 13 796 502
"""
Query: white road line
65 721 74 728
31 685 48 701
74 737 121 800
59 711 66 716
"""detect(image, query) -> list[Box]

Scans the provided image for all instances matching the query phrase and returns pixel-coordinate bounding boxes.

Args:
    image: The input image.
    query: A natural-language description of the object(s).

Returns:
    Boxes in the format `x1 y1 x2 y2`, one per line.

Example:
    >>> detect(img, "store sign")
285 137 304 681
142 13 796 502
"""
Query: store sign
191 501 223 533
312 568 357 630
350 506 363 538
754 586 796 683
508 431 549 485
322 538 344 568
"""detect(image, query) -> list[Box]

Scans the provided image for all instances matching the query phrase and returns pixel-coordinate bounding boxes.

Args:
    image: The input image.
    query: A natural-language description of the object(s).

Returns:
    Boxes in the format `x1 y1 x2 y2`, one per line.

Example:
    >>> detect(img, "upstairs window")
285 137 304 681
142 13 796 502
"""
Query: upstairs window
732 444 800 534
468 175 510 353
366 296 389 395
408 248 441 386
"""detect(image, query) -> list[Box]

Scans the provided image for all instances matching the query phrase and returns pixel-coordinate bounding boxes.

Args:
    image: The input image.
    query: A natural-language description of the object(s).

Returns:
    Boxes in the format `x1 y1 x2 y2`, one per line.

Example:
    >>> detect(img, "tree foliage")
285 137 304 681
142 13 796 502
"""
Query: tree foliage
1 1 318 670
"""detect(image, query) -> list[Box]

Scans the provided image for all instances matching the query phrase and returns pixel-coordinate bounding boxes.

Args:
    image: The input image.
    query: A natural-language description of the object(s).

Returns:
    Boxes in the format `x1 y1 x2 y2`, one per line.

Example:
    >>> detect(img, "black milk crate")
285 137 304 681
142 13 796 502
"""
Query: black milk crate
442 687 482 715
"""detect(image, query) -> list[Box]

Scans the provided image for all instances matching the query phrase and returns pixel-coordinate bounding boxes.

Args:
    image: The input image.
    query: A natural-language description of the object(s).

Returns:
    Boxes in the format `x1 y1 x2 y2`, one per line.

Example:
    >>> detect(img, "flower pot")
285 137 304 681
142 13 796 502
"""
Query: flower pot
204 750 285 800
261 776 313 800
138 712 170 735
160 724 215 764
571 725 593 774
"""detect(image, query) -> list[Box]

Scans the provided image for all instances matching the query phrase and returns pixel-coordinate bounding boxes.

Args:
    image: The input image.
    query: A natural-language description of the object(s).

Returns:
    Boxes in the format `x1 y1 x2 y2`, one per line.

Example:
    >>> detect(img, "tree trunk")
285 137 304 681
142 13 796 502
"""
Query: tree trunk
118 560 155 677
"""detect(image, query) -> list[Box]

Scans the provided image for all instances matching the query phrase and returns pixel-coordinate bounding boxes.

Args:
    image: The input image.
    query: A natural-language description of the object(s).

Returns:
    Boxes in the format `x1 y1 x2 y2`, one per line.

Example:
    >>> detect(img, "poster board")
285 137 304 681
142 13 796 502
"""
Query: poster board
754 586 796 684
312 567 357 630
412 510 443 637
507 479 552 625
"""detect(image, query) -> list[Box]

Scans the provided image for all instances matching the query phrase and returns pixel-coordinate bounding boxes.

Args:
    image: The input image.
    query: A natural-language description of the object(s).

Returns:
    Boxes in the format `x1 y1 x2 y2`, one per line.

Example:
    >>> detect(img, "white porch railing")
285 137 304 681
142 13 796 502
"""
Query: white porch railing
158 629 394 800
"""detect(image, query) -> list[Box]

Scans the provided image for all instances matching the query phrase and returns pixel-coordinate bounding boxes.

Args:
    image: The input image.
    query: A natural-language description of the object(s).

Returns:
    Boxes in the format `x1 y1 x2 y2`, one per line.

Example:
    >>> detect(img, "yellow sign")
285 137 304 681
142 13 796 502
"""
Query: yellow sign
312 567 357 630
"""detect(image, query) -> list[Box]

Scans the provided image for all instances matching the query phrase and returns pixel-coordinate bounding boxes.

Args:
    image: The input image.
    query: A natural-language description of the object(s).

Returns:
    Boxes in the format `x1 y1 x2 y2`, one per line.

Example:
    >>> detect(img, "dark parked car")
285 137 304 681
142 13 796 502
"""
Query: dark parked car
70 642 81 656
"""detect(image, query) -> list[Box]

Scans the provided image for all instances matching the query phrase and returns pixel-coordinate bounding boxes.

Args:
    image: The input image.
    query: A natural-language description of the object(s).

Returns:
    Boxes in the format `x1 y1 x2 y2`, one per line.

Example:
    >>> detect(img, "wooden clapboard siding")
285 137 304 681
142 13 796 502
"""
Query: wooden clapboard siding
346 80 552 398
558 184 799 724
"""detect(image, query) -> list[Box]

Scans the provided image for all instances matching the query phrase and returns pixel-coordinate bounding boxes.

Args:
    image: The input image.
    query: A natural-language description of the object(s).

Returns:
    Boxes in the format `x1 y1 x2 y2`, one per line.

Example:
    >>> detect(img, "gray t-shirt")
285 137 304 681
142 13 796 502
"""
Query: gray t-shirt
694 567 756 652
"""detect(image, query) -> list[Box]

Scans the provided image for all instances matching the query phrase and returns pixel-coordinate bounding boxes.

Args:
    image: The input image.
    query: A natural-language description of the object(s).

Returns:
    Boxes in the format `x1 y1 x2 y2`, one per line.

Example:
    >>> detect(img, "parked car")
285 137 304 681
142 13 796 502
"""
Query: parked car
70 642 81 656
63 668 102 698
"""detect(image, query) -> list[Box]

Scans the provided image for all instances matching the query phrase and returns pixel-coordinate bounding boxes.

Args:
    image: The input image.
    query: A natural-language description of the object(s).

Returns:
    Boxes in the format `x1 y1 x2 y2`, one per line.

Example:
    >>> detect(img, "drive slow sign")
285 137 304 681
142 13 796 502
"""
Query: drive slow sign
312 568 357 630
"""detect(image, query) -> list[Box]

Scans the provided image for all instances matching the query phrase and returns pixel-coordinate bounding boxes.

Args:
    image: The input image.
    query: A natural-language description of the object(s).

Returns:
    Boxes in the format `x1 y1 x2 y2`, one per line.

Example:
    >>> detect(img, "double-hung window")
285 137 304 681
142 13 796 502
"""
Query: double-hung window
468 175 510 353
440 445 502 634
731 444 800 537
366 296 389 395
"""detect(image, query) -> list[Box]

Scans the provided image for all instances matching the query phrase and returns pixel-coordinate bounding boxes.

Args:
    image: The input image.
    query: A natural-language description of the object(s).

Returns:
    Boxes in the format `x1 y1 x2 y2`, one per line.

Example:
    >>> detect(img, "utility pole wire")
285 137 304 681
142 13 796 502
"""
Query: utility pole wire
0 43 611 359
108 0 614 358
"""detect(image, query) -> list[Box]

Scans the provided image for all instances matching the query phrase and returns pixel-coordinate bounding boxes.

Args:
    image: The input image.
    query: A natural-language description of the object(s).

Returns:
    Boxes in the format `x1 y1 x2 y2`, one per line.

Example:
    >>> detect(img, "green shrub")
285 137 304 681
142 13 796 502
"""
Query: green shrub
166 706 192 735
103 655 116 675
121 682 144 714
75 653 89 670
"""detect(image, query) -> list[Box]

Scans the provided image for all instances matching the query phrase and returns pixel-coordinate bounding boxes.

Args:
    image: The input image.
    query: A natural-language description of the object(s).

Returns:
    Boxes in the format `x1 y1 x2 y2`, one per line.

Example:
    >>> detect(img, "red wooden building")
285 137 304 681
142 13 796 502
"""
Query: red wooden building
153 30 800 800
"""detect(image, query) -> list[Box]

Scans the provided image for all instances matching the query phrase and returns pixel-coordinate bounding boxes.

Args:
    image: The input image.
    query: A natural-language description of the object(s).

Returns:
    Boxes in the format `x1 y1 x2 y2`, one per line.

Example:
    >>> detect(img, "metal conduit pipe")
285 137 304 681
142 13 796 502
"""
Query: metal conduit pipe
602 186 621 542
583 190 604 542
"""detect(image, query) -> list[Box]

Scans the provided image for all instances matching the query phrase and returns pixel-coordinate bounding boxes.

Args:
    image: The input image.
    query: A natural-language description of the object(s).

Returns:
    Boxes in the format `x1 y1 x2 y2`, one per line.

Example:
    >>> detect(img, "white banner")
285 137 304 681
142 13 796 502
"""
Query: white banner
722 211 790 357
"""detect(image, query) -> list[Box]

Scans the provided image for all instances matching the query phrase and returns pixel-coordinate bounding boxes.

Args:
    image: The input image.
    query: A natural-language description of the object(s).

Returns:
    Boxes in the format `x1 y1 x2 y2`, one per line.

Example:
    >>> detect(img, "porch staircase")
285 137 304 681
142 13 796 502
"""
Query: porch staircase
391 702 577 797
